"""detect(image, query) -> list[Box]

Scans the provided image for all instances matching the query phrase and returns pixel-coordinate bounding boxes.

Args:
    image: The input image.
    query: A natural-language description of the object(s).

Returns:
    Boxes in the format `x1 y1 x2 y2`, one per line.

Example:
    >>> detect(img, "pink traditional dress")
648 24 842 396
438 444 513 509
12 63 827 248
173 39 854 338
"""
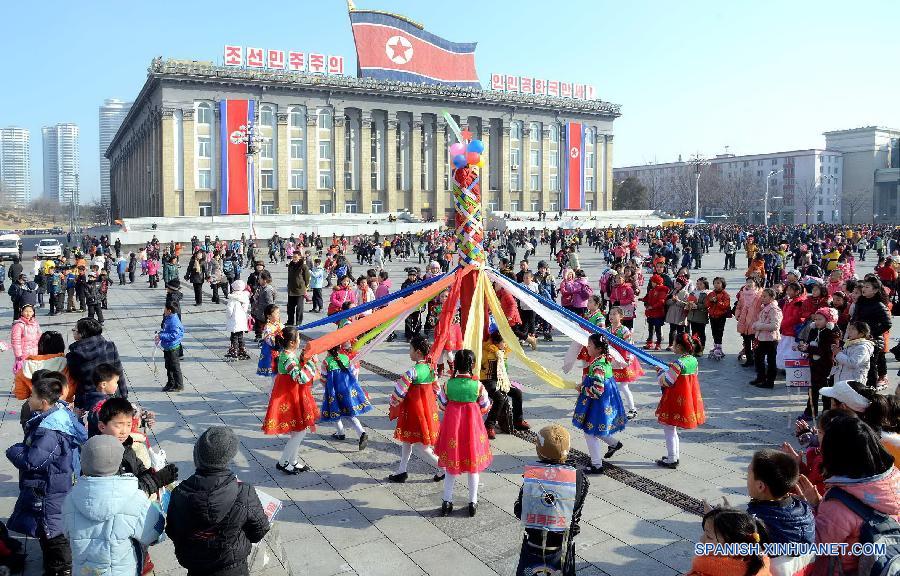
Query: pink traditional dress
434 374 492 475
609 325 645 382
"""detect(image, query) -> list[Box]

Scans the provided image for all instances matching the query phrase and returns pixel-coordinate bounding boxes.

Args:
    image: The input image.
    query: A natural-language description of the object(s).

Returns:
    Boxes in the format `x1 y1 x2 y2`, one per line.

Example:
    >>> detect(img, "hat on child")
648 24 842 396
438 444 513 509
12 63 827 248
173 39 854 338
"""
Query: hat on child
820 380 871 413
81 435 125 477
650 274 664 285
230 279 246 292
813 307 838 327
165 279 181 291
193 426 238 470
535 424 570 463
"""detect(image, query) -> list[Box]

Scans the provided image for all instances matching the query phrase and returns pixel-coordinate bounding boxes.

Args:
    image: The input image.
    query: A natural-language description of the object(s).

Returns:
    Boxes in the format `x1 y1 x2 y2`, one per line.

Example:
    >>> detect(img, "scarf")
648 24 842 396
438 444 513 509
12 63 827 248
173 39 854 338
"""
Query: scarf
495 347 511 393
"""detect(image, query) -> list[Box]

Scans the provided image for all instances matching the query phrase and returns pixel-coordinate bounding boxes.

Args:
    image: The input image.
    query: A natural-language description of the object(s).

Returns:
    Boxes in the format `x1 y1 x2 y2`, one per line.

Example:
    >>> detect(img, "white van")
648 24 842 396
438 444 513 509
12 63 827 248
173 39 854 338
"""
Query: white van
0 234 22 261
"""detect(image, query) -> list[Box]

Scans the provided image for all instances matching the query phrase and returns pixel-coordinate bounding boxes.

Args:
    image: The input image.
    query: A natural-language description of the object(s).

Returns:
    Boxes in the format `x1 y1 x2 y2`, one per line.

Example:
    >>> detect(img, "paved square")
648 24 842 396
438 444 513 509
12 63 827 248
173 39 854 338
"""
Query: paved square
0 241 893 576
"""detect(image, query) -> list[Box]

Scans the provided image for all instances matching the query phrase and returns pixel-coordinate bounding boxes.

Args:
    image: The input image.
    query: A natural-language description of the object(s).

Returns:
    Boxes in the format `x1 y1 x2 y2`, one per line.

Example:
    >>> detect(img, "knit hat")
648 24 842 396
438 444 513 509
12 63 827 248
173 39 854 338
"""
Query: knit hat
813 307 838 327
230 279 246 292
650 274 664 285
820 380 871 413
81 435 125 477
535 424 570 463
166 279 181 291
193 426 238 470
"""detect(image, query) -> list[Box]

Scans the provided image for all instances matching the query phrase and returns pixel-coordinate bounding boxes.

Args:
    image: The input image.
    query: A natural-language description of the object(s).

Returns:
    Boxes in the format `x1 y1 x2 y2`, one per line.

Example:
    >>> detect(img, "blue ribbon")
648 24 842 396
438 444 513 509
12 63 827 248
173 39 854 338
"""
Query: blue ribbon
487 268 668 370
296 270 451 331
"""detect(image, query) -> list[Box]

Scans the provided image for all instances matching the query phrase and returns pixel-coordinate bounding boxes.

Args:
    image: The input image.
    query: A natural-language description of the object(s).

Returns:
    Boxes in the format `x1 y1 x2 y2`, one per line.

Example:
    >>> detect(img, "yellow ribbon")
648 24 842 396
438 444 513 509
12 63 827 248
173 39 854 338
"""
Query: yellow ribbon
483 276 577 390
463 268 487 377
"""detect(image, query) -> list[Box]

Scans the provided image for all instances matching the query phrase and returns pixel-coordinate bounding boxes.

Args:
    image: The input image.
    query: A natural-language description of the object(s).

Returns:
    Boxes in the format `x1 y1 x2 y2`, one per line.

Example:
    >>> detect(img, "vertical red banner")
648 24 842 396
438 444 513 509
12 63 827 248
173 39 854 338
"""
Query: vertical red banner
220 100 251 214
565 122 584 210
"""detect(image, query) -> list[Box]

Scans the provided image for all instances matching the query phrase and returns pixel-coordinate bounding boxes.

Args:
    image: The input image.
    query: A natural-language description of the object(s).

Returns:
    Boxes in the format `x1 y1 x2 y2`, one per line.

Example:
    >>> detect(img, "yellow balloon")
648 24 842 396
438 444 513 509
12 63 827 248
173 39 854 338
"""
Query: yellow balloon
477 159 485 168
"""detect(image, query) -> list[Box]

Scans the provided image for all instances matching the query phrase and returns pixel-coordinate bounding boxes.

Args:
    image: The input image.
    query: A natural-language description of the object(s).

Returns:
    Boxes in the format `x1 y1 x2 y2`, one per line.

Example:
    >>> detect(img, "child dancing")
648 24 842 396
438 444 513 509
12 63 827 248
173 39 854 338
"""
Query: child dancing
256 304 283 376
388 335 444 483
655 332 706 468
572 334 627 474
608 306 644 420
320 347 371 450
263 327 320 474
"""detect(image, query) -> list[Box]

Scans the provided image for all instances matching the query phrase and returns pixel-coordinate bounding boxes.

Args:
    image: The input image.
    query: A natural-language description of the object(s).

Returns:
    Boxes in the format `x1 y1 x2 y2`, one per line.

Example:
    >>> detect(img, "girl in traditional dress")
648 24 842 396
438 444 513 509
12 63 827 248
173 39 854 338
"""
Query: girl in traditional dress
320 346 371 450
262 326 320 475
572 333 627 474
388 335 444 483
608 306 644 420
655 332 706 469
434 349 492 517
256 304 283 377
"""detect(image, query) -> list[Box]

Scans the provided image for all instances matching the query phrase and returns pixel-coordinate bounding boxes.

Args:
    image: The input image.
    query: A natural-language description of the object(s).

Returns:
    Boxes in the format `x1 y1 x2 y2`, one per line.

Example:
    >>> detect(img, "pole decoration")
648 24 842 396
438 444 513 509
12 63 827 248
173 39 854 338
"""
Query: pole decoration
443 110 486 267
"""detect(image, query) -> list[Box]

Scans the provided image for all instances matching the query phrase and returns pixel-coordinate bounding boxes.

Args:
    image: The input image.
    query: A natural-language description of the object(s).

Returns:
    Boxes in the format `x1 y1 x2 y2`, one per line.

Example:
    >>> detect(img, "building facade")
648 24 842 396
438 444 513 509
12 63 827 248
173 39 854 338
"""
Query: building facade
106 59 619 220
42 123 80 203
615 149 843 225
99 99 133 207
824 126 900 225
0 127 31 207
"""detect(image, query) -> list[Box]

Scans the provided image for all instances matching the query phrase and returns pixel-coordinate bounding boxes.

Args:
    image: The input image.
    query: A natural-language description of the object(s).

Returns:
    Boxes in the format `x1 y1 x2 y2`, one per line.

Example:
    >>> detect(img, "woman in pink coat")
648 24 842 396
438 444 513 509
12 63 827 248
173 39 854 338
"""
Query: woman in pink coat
734 277 763 367
560 269 593 316
609 274 636 329
11 304 42 373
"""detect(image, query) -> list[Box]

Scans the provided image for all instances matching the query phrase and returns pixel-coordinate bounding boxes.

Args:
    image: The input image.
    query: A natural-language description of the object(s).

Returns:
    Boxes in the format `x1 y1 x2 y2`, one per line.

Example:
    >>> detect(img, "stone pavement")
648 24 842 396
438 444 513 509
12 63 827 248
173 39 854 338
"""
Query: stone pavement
0 243 894 576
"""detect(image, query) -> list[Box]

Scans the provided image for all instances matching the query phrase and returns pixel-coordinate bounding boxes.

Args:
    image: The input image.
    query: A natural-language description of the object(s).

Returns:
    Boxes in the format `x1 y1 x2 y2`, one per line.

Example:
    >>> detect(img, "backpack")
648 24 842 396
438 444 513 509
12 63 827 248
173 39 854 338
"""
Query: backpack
824 487 900 576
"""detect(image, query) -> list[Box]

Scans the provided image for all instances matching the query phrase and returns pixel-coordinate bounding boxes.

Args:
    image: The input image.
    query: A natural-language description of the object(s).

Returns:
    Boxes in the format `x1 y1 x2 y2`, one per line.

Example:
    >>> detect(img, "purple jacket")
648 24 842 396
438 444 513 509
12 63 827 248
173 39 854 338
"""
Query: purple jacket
561 278 593 309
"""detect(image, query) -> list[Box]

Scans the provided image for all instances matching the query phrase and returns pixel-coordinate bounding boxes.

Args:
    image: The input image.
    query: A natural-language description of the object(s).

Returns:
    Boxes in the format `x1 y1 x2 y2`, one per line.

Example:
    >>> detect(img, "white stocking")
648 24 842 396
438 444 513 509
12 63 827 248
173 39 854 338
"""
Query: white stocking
664 425 680 462
413 444 441 470
468 473 480 504
443 473 456 502
584 433 604 467
347 416 365 436
280 430 307 464
619 383 636 411
334 419 345 435
396 443 413 474
601 435 620 448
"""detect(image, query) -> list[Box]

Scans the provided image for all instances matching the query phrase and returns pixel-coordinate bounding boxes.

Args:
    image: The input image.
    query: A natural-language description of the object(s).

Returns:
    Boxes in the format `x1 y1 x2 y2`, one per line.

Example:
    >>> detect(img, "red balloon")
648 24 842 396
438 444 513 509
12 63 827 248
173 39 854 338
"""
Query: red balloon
466 151 480 165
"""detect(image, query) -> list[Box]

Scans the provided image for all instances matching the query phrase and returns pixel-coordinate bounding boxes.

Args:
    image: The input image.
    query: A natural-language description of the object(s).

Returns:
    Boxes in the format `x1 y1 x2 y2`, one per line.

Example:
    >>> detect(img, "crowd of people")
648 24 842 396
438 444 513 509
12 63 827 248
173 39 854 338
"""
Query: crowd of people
2 221 899 576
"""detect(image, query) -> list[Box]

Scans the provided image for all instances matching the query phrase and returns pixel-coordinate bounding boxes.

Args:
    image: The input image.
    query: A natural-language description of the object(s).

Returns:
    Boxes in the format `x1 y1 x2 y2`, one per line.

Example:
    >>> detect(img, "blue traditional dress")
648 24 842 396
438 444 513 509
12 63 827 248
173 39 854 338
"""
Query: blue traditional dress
572 355 626 436
256 320 283 376
320 352 372 422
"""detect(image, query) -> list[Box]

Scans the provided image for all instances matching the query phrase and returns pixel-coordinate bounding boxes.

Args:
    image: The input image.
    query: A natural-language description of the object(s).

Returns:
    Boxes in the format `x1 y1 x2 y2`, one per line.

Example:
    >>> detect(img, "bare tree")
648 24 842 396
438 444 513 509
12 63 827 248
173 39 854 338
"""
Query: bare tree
644 169 667 212
843 188 870 224
795 180 819 225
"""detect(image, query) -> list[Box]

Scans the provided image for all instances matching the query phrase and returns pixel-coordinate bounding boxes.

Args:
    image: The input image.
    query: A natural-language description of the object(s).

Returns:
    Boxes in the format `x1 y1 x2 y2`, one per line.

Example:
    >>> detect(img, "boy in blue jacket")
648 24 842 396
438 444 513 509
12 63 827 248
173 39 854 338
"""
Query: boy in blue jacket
7 376 88 576
157 303 184 392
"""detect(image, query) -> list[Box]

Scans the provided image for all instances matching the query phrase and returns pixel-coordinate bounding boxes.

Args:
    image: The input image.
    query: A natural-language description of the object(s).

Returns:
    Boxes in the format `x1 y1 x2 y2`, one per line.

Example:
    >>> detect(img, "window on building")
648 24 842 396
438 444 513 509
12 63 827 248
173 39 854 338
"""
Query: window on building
819 165 824 173
197 136 211 158
318 171 332 189
585 129 594 145
345 200 358 213
757 170 762 177
260 138 273 159
530 174 540 191
511 148 520 167
817 210 824 222
371 200 383 213
290 109 304 128
511 173 521 191
290 169 304 189
550 175 559 191
319 141 331 160
260 170 274 189
531 201 540 212
772 159 777 165
197 103 212 124
261 107 274 126
549 126 559 143
261 201 275 215
487 201 498 212
198 202 212 216
549 153 558 168
586 176 594 191
586 200 593 211
319 200 332 213
586 151 595 167
198 169 212 189
530 149 540 167
291 202 304 214
530 123 540 143
758 160 762 166
510 121 521 141
290 140 304 159
550 201 559 212
511 200 520 212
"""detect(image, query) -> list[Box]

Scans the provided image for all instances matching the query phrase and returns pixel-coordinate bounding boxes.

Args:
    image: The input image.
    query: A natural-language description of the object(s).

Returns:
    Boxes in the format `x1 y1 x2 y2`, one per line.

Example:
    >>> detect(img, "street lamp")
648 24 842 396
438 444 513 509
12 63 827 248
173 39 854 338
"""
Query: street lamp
764 169 782 227
235 121 264 239
688 156 709 225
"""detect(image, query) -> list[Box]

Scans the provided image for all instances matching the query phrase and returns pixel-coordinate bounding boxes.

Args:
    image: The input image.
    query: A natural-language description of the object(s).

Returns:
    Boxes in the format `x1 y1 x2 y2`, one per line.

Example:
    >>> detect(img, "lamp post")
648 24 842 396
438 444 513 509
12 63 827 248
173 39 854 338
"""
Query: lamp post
688 156 708 225
764 169 782 227
235 121 263 240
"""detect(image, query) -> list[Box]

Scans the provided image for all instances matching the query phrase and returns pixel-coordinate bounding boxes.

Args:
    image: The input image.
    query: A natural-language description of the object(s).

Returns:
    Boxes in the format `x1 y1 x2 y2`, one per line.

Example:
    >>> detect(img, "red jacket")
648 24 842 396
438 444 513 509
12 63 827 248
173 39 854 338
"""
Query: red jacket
800 293 829 320
780 294 807 336
642 285 669 319
704 289 732 319
498 287 522 326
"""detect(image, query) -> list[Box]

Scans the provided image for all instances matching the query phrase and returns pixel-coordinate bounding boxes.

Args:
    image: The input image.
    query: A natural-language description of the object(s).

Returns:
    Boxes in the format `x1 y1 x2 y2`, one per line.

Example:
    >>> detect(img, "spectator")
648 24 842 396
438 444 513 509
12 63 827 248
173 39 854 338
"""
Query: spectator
68 318 129 411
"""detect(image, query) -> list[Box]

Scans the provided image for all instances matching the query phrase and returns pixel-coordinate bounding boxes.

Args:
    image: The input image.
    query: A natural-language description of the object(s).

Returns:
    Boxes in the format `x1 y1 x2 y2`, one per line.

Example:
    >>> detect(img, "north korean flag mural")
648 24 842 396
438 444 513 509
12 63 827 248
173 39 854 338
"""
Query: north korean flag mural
349 10 480 87
219 99 256 215
564 122 585 210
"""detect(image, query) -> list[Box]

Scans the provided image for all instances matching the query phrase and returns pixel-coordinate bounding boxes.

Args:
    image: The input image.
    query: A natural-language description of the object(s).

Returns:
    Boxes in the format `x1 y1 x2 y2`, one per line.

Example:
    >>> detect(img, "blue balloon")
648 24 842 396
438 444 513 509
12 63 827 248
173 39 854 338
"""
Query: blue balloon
467 139 485 154
452 154 467 168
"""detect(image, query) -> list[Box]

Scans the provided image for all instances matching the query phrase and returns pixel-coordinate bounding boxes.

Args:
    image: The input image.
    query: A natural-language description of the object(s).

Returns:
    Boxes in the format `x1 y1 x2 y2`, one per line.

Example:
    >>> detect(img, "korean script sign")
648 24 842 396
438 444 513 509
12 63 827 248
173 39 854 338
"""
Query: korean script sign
491 72 597 100
223 46 346 76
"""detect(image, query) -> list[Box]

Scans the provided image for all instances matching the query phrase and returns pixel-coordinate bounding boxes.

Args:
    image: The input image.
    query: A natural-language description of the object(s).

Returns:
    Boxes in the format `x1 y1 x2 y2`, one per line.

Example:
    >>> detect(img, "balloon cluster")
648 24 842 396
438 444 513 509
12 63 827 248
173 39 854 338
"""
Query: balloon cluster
450 139 485 169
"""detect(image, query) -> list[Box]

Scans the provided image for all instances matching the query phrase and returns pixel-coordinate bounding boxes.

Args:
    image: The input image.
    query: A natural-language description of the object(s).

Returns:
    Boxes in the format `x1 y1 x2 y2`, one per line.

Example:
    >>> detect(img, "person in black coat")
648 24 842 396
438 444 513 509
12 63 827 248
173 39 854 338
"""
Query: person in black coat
513 425 588 576
167 426 270 576
67 318 129 410
851 275 892 386
185 251 209 306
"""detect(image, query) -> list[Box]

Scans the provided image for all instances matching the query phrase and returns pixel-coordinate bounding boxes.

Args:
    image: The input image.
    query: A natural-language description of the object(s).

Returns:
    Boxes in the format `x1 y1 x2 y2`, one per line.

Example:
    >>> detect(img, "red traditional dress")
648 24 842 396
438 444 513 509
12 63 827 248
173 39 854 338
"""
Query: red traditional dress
655 354 705 429
434 375 492 475
390 361 440 446
610 325 645 383
263 350 320 434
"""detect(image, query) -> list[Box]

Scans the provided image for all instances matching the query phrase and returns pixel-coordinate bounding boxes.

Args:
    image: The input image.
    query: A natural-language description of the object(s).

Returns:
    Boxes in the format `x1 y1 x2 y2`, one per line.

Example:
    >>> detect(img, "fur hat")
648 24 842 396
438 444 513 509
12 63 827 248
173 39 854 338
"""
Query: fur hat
650 274 664 285
193 426 238 470
81 435 125 477
535 424 570 463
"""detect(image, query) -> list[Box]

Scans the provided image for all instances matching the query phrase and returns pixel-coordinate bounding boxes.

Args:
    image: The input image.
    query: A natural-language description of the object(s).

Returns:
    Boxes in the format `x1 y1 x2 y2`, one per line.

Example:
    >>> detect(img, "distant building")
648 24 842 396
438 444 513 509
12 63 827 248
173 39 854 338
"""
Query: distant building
615 149 842 225
42 123 80 204
99 99 132 207
0 127 31 207
823 126 900 225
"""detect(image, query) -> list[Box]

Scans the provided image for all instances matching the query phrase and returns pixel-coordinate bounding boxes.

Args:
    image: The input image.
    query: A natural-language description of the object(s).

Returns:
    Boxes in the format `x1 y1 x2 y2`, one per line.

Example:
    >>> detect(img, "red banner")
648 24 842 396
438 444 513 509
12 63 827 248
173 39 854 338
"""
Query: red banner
219 100 254 215
565 122 584 210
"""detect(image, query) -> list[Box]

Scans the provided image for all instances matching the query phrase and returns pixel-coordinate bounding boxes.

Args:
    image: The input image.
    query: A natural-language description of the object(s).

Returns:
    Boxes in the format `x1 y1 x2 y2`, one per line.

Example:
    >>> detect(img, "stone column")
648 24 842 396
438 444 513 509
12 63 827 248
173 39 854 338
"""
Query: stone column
182 108 196 216
542 126 553 212
333 110 346 214
501 123 511 212
361 114 373 213
213 104 222 214
385 116 398 214
435 118 447 221
411 116 424 218
276 112 290 214
603 134 614 210
304 116 317 214
160 107 177 216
